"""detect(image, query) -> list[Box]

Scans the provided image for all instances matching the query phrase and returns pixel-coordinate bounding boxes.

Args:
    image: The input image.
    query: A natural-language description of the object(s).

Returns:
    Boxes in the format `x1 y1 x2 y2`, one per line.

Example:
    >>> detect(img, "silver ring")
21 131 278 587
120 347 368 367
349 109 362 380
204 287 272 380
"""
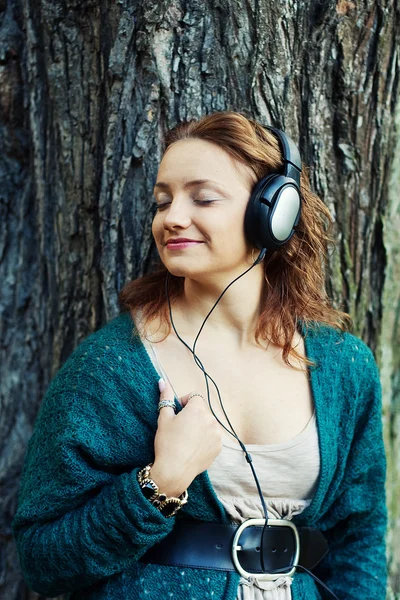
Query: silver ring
158 400 176 413
187 393 206 403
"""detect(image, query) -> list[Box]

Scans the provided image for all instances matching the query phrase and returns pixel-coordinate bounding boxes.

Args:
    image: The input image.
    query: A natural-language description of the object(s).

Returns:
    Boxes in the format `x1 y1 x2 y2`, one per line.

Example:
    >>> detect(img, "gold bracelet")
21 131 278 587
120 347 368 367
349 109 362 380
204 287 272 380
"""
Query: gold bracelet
137 464 188 518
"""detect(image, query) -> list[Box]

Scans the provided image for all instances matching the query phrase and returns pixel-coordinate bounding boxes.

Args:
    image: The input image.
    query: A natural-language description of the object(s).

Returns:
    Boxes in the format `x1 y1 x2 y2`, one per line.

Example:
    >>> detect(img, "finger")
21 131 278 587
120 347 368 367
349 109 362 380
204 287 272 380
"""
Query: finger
158 378 175 401
157 379 176 419
180 392 207 408
157 404 175 421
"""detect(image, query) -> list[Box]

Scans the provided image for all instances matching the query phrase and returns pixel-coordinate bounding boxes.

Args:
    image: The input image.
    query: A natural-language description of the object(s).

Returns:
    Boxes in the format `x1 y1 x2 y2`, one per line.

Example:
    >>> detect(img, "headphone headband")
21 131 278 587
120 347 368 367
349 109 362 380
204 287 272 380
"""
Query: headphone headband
264 126 302 186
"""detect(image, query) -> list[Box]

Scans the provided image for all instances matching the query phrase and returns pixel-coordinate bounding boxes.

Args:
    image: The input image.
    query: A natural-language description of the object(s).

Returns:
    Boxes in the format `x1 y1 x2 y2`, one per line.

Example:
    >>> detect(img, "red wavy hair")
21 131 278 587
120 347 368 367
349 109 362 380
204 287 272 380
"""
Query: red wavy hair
119 111 351 366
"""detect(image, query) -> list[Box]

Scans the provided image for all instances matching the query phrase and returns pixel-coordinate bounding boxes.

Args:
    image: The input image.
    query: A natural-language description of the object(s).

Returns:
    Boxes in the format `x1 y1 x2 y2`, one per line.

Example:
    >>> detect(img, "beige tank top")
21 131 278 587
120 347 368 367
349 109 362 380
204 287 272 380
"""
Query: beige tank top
142 338 321 600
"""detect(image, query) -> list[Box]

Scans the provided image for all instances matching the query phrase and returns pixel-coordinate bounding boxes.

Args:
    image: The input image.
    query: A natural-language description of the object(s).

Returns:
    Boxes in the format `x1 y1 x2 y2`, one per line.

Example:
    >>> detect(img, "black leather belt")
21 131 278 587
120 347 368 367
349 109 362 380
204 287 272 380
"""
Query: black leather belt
141 518 329 581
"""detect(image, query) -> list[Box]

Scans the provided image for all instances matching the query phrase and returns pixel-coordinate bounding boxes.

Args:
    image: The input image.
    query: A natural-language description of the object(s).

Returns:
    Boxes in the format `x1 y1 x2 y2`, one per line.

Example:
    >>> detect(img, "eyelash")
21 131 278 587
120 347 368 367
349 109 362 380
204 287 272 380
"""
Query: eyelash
154 199 218 211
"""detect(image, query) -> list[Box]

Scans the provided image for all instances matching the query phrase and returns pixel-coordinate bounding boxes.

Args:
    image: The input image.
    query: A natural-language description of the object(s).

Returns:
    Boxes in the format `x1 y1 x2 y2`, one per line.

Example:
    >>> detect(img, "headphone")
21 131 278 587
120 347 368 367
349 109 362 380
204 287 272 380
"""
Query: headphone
244 126 302 253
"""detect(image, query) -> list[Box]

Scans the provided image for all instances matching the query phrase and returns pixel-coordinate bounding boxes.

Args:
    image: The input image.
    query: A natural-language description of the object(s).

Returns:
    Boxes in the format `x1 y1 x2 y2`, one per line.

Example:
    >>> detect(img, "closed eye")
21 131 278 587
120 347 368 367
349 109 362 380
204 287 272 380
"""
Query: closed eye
154 201 171 211
193 198 219 205
153 198 220 211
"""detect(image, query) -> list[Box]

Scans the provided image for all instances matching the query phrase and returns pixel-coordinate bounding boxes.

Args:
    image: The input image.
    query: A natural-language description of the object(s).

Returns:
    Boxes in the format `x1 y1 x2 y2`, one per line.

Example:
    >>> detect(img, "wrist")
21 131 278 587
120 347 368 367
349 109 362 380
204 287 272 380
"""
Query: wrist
137 463 188 518
151 461 189 498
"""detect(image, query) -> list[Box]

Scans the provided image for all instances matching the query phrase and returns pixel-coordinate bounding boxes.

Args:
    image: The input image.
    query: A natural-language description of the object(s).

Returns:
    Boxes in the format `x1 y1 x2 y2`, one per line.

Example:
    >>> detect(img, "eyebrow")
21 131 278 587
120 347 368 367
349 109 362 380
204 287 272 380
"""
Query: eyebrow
153 179 226 192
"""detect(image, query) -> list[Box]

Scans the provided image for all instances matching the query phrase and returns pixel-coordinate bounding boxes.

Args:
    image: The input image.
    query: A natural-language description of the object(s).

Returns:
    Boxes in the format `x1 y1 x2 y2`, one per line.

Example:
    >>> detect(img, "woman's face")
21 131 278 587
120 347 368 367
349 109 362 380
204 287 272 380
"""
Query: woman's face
152 138 257 281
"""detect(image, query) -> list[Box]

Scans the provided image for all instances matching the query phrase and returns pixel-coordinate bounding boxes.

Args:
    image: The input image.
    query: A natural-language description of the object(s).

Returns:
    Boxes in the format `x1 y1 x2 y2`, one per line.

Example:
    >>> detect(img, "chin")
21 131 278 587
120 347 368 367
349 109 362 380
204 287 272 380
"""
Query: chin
160 258 210 281
160 252 249 282
160 256 196 278
166 266 205 280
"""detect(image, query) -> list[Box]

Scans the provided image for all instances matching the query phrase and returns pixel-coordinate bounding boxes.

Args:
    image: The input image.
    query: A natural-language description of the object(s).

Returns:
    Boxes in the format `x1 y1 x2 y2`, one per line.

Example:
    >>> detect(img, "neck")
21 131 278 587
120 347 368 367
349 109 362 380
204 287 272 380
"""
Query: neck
172 263 266 348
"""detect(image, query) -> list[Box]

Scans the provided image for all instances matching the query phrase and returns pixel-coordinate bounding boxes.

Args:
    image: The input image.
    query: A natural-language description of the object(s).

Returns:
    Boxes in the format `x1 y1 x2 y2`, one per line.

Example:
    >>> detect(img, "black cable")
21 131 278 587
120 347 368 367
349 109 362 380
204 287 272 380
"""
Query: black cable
191 248 267 357
166 249 266 441
292 566 340 600
165 249 340 600
165 249 269 521
168 297 270 522
267 564 339 599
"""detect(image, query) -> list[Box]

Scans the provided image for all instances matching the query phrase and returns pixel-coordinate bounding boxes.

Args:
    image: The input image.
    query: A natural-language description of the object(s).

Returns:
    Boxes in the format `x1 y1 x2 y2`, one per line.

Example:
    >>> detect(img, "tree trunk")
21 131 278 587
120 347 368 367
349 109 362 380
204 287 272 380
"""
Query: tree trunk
1 0 399 597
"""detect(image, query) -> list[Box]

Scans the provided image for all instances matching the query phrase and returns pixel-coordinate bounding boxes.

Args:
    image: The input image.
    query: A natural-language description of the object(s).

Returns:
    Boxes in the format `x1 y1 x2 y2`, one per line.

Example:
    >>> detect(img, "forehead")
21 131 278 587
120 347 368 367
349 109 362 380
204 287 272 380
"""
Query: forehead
157 138 255 189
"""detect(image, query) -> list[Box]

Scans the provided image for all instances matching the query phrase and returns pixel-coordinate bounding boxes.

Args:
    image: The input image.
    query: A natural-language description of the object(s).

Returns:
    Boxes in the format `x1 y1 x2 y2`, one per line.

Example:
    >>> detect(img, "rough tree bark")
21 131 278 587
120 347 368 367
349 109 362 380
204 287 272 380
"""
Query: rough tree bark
0 0 399 598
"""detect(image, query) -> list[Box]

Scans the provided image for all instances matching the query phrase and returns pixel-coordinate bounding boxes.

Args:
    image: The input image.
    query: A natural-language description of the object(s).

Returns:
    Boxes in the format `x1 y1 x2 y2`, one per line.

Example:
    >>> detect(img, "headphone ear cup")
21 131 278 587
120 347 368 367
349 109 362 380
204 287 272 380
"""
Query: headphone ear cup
245 174 301 251
244 175 273 250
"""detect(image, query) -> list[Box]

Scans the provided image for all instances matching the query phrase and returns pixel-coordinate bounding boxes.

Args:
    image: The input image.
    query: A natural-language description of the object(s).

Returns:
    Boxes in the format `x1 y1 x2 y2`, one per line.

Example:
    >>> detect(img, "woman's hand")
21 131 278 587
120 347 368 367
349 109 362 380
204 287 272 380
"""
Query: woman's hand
151 378 223 497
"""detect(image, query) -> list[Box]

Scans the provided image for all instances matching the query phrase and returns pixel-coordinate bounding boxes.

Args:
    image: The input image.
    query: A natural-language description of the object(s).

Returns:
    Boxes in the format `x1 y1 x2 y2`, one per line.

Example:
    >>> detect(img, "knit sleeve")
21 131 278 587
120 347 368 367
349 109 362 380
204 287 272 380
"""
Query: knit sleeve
12 336 175 598
314 343 387 599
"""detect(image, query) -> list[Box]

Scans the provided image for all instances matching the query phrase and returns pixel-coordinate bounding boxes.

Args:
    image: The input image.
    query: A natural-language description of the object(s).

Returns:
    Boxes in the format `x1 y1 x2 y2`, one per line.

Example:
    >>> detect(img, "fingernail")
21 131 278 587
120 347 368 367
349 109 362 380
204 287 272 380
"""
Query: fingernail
158 378 165 392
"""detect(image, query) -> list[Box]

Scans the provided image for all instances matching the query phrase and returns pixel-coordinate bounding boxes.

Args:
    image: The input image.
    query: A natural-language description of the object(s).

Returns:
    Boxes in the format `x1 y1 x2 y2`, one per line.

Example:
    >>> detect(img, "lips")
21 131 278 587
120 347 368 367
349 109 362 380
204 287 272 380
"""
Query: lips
165 238 204 250
166 238 201 244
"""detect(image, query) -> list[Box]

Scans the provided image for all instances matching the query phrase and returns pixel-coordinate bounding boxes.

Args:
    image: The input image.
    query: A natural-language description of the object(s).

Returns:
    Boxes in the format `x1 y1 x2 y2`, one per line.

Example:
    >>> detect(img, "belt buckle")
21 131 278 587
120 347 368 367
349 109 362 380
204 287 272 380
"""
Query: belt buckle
231 518 300 581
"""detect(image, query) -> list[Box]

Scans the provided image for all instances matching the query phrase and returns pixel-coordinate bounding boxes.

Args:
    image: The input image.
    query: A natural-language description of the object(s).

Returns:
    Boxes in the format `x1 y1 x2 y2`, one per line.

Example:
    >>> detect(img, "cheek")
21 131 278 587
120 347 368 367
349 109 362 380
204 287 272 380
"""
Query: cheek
151 215 162 242
219 208 248 244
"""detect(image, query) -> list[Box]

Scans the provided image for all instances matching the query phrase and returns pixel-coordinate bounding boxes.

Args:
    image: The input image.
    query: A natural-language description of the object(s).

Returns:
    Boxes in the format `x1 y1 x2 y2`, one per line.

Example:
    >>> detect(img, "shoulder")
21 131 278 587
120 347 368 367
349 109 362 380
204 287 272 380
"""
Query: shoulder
305 323 381 415
36 312 158 431
77 311 137 351
48 312 149 394
304 322 376 366
61 312 139 364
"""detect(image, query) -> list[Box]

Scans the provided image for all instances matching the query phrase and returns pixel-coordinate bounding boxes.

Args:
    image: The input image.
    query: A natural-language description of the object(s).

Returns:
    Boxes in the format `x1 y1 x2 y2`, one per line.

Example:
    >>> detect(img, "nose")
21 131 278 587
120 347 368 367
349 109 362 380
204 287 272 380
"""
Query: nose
162 198 192 231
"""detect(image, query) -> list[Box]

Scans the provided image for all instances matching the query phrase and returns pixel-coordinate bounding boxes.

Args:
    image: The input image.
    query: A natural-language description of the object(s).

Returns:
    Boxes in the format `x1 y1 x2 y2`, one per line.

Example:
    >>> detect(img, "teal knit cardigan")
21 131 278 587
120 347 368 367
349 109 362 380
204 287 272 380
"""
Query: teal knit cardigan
12 312 387 600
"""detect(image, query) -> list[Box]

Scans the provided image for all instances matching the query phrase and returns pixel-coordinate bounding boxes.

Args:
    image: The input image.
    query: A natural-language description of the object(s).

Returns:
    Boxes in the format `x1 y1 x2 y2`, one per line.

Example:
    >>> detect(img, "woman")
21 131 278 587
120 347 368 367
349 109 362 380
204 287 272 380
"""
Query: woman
13 111 387 600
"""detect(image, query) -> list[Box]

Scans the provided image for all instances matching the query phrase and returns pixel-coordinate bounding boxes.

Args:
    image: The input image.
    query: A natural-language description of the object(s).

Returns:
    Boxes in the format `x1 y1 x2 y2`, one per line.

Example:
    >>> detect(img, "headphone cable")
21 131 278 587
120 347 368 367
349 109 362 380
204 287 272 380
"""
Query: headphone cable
165 249 340 600
166 249 268 520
